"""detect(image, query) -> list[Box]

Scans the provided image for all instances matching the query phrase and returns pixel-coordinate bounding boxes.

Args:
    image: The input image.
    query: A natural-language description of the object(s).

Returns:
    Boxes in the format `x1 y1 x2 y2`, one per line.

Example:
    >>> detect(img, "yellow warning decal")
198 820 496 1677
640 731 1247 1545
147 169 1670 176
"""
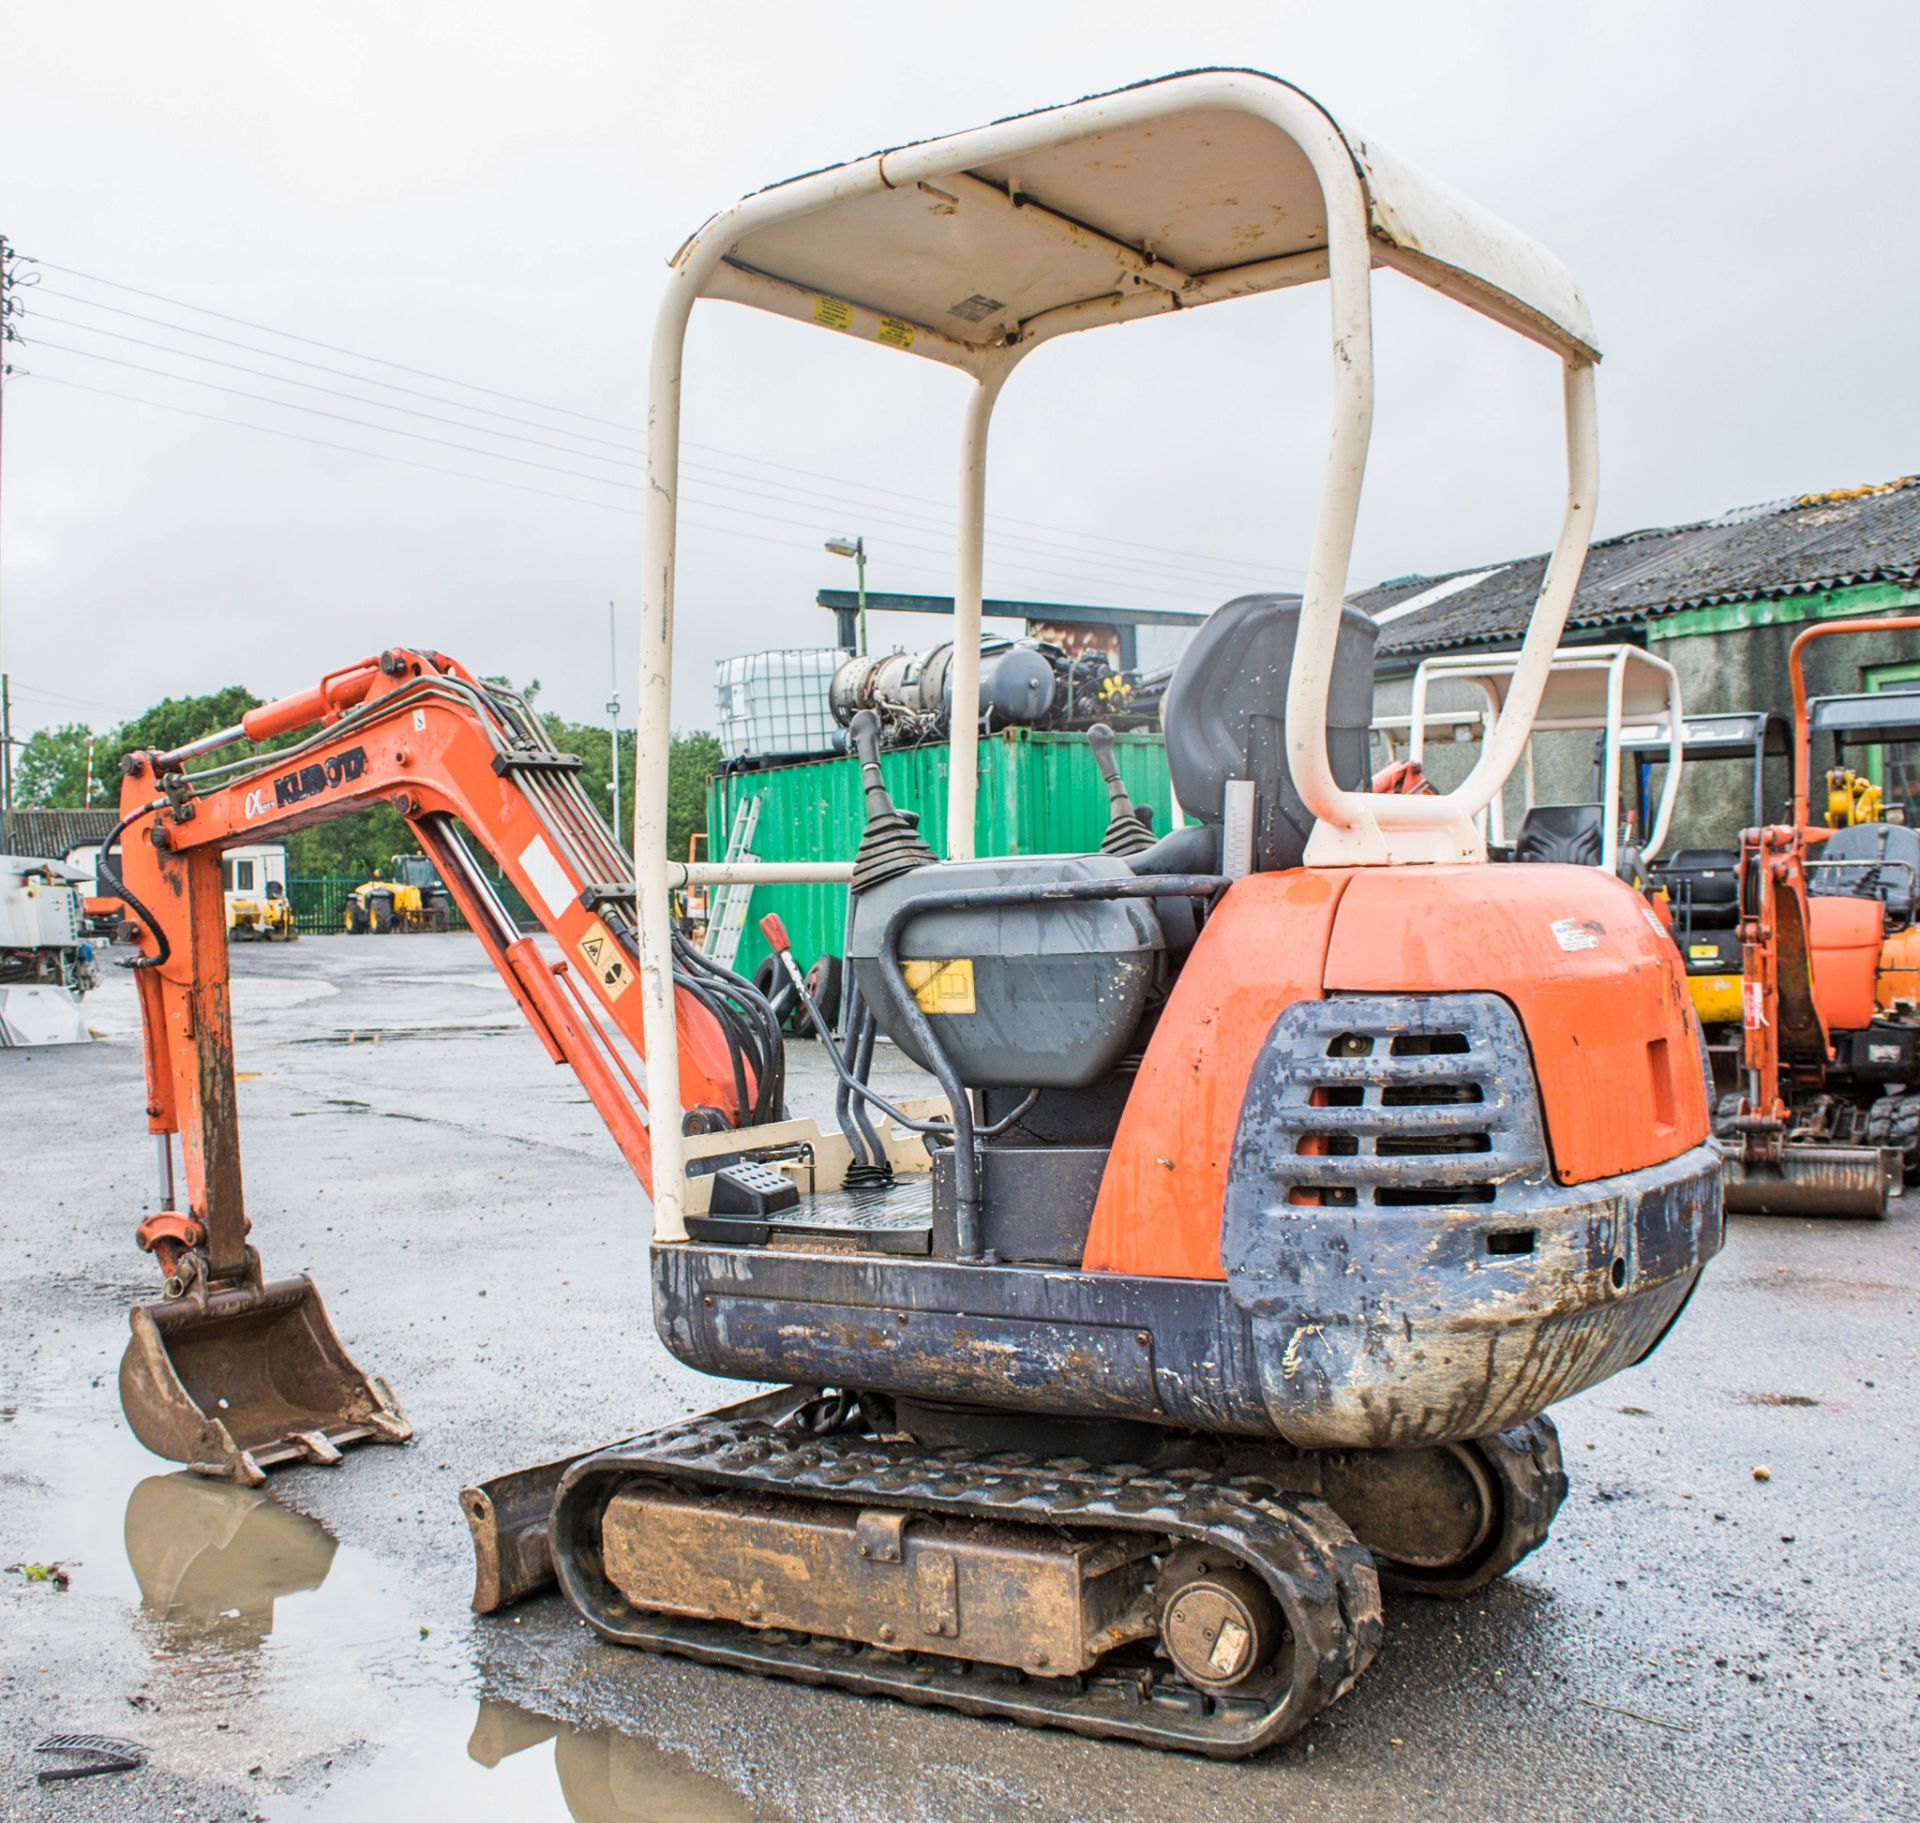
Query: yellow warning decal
576 917 633 1002
902 957 975 1015
1688 944 1719 960
812 294 854 332
876 315 916 350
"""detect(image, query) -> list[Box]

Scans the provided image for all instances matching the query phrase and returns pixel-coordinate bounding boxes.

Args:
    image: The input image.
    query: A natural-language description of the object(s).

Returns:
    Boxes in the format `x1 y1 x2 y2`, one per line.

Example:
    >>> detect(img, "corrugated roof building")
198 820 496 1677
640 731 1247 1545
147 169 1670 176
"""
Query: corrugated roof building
0 807 122 861
1360 476 1920 845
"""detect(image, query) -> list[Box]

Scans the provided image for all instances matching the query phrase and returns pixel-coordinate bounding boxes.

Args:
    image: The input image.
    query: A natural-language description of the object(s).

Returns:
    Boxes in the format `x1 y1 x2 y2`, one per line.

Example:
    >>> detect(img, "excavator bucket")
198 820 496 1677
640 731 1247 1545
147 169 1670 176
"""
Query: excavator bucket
1721 1144 1899 1219
119 1273 410 1487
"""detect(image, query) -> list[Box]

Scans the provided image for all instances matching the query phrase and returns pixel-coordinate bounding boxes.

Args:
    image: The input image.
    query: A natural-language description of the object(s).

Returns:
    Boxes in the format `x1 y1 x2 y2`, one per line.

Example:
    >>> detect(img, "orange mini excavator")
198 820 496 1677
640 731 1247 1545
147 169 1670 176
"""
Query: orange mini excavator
1717 614 1920 1217
107 72 1721 1756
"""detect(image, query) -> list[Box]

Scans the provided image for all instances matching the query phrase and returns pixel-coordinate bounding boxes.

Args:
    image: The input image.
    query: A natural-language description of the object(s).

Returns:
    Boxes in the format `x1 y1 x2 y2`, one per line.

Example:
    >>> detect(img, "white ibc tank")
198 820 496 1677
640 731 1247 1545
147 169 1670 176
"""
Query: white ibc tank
715 649 844 762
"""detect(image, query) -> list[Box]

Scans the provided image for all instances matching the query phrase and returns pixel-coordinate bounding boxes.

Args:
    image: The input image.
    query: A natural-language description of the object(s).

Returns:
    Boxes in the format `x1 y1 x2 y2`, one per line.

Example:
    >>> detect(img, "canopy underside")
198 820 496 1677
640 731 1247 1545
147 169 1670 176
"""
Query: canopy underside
695 73 1599 368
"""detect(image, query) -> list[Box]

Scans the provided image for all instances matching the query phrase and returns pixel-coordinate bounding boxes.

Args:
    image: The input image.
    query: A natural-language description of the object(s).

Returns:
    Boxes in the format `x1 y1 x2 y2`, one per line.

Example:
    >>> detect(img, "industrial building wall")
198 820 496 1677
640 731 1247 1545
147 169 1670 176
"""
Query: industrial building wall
705 728 1171 980
1650 584 1920 845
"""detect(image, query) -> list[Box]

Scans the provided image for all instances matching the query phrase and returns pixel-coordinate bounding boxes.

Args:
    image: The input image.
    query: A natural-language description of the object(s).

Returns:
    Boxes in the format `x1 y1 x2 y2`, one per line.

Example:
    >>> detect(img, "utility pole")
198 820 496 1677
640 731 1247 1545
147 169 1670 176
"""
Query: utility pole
605 600 622 849
1 236 16 844
0 674 12 832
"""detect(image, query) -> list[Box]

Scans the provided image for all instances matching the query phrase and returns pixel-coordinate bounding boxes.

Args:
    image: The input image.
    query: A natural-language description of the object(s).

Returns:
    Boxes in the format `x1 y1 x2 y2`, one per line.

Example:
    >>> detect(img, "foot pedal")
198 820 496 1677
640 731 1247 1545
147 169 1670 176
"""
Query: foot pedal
688 1162 932 1255
688 1161 802 1244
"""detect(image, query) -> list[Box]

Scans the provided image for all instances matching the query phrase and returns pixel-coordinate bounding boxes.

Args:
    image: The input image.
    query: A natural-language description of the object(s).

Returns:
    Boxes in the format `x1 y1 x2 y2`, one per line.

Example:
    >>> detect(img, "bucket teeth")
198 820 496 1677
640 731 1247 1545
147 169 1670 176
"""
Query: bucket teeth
118 1271 411 1484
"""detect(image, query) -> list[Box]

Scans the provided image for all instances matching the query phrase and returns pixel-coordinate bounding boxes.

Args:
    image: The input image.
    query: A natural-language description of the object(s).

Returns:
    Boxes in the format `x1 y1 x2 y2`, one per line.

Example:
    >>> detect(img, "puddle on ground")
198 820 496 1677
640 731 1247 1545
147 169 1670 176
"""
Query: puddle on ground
120 1476 756 1819
305 1694 759 1821
6 1386 767 1820
292 1024 520 1046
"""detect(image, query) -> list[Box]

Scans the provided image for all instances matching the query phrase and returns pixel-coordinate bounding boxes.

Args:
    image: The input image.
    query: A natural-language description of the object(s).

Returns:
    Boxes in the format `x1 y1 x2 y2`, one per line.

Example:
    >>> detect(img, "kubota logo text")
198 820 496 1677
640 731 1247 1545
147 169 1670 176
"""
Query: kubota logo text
246 746 368 819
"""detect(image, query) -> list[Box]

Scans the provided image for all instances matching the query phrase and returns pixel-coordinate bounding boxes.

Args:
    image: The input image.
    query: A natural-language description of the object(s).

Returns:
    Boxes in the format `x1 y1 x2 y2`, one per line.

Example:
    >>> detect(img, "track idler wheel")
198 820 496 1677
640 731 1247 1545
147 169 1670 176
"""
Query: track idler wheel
1362 1416 1568 1599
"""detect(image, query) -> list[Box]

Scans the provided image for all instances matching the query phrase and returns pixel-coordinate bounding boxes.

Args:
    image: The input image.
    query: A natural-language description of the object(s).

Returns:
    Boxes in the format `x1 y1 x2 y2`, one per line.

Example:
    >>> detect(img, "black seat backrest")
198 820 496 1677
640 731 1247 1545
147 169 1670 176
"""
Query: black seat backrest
1512 804 1605 868
1161 594 1378 873
1810 822 1920 923
1650 847 1742 926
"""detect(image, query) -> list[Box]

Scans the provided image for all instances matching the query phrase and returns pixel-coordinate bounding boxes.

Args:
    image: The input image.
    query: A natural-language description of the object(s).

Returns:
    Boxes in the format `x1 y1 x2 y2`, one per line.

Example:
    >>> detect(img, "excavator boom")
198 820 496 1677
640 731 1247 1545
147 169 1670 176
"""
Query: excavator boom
106 648 778 1481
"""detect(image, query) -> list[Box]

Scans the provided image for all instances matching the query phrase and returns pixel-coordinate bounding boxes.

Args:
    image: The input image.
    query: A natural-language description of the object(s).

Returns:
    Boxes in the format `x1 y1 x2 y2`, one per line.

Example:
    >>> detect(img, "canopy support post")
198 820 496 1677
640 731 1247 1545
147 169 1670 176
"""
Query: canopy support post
945 363 1014 860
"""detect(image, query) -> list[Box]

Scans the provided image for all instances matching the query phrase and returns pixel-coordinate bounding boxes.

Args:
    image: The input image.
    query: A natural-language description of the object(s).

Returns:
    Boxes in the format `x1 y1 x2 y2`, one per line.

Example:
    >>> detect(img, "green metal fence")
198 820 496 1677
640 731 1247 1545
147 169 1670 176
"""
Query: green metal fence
288 871 533 936
288 875 361 935
705 727 1172 981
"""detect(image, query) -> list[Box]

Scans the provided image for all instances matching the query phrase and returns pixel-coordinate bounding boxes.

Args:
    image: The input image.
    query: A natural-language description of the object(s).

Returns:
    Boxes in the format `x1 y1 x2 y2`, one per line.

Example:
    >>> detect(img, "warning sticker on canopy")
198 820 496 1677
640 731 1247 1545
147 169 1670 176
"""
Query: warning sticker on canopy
576 918 633 1002
812 294 854 332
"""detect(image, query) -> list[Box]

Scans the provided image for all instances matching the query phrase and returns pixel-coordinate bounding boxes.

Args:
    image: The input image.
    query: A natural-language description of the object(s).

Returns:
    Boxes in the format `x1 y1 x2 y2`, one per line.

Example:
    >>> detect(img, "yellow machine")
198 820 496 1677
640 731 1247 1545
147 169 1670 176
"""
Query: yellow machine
343 854 451 934
1826 766 1886 829
222 845 297 942
1631 713 1789 1039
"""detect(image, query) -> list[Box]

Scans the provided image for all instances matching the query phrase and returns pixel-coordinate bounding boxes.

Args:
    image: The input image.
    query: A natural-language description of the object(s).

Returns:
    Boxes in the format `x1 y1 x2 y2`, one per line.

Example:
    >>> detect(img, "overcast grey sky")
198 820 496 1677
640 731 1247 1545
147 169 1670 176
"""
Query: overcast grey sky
3 1 1915 742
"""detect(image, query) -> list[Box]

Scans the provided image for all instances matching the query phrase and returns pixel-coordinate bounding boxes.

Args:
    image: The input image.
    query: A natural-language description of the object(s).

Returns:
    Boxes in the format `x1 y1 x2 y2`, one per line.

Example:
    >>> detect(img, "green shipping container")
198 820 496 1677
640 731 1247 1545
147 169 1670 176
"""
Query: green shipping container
705 727 1172 982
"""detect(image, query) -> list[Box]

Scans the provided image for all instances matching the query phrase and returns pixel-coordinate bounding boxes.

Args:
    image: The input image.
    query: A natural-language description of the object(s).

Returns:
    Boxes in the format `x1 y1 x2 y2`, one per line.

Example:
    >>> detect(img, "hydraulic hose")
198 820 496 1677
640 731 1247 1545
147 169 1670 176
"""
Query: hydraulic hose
98 797 169 971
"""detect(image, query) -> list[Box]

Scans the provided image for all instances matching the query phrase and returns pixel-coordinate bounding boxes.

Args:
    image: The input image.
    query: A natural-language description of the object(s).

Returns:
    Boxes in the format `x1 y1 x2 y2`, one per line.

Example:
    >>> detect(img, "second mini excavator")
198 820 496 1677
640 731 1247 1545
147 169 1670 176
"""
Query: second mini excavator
1712 614 1920 1216
105 71 1722 1756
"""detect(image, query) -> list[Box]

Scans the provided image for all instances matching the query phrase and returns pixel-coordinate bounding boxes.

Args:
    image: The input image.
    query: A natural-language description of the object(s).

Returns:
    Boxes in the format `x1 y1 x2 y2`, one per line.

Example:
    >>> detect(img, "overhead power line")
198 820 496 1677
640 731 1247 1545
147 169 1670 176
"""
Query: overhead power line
8 678 138 717
34 255 1304 584
22 252 1315 604
27 309 1257 595
29 338 649 490
34 258 646 433
38 286 1287 587
28 375 1164 609
31 308 643 469
32 375 647 517
34 285 651 456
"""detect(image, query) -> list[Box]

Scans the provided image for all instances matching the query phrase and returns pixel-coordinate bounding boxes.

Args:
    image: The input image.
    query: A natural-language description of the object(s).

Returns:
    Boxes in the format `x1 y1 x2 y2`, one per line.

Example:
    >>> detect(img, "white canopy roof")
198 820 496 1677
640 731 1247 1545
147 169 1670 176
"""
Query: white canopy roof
1415 646 1680 732
688 70 1600 370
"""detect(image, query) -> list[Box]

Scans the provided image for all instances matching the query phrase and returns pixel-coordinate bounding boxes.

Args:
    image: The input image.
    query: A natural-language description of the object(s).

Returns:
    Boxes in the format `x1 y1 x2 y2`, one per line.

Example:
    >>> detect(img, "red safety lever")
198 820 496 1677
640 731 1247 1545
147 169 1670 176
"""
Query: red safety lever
759 912 791 953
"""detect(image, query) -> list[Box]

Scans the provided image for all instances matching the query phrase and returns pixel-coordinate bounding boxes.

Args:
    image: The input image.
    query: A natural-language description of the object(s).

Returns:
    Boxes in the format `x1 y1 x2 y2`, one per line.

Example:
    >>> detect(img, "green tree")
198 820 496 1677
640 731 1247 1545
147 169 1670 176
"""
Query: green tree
104 687 263 780
668 729 722 861
284 805 411 881
539 716 720 861
15 721 108 807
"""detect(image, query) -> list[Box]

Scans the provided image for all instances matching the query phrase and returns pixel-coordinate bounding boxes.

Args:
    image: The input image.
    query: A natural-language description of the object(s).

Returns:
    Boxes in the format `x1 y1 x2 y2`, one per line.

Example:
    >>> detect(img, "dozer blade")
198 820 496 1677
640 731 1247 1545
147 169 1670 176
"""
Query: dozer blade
119 1273 410 1486
462 1384 822 1614
1722 1144 1900 1219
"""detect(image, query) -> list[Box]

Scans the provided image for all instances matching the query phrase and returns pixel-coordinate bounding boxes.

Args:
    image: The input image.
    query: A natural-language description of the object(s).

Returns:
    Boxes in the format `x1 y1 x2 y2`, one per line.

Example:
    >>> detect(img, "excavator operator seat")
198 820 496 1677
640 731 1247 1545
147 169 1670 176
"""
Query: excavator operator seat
1652 848 1742 926
849 594 1376 1090
1161 594 1379 873
1512 804 1605 868
1809 822 1920 925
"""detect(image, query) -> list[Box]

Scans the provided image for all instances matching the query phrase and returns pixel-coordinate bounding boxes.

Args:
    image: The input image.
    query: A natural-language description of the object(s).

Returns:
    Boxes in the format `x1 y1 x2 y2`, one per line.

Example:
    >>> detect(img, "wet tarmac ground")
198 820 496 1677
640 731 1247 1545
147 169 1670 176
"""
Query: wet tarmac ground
3 932 1918 1821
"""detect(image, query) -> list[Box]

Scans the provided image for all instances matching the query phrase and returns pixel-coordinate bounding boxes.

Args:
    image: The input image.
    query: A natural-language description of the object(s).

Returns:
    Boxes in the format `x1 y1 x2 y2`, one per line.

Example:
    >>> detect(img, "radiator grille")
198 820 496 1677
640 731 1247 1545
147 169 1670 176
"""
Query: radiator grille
1236 993 1549 1210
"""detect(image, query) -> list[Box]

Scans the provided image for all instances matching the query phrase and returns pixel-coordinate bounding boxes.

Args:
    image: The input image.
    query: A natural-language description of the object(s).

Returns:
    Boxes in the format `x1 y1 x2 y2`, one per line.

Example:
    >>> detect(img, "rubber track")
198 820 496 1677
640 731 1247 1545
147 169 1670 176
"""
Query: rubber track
550 1409 1384 1758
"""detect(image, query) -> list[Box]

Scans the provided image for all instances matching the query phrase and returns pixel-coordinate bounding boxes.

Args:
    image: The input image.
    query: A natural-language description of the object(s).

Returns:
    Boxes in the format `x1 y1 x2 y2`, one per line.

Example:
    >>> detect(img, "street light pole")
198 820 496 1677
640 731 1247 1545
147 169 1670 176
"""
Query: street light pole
605 600 622 850
825 535 868 656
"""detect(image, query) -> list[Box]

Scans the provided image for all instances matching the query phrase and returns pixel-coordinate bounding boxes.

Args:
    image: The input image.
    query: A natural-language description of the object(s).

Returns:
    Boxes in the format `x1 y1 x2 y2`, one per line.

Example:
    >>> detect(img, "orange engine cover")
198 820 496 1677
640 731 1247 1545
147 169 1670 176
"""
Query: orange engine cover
1808 894 1884 1034
1084 863 1709 1280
